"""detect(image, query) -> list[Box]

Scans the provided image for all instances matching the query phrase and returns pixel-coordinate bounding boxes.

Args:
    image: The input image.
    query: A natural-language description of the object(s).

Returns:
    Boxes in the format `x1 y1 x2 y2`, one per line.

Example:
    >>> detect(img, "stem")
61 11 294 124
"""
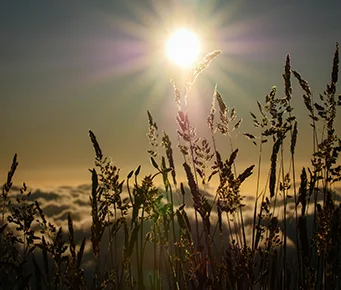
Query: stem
280 143 287 290
139 207 145 289
252 140 263 251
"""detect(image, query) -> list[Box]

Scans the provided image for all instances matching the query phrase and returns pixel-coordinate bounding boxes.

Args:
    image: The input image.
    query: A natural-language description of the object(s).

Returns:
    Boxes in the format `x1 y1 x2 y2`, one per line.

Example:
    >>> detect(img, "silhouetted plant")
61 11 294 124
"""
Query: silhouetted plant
0 43 340 290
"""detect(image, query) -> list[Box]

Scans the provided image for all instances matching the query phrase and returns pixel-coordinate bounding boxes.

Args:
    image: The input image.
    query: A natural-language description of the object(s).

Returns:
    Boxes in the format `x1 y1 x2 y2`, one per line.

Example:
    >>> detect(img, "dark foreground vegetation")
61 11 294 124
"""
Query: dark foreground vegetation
1 44 341 289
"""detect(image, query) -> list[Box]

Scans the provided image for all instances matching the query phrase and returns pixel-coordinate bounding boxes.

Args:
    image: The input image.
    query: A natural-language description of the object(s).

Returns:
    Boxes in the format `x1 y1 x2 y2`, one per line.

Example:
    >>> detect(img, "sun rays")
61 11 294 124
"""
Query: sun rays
82 0 269 116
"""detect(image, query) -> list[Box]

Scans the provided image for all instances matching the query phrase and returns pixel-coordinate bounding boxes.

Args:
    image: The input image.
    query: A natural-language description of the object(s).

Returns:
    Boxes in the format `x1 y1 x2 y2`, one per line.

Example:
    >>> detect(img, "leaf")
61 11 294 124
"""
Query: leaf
68 213 76 260
163 168 173 174
150 157 160 171
77 237 86 269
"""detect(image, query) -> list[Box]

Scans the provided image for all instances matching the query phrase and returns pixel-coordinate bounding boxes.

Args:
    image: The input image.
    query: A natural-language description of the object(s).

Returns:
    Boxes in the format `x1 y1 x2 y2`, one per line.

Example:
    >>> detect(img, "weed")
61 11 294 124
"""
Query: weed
1 44 340 289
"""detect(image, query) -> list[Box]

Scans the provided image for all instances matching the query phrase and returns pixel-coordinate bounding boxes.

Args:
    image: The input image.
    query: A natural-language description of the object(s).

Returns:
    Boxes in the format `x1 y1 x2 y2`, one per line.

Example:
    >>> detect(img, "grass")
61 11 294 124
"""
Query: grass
1 44 341 289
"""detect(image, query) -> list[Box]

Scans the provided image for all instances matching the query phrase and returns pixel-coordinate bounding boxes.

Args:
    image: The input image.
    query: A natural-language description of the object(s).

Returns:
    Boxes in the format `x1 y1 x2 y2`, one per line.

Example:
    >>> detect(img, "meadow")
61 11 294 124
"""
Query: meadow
1 44 341 289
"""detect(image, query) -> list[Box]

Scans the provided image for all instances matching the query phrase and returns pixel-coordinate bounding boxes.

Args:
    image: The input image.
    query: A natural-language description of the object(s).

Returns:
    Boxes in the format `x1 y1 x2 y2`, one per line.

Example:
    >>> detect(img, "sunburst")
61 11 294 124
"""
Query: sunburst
83 1 268 117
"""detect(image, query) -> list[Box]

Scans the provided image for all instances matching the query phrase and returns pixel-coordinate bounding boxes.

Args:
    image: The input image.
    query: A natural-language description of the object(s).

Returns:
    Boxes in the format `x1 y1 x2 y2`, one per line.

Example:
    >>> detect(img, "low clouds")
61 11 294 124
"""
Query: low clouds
4 182 341 285
30 189 60 201
9 183 341 244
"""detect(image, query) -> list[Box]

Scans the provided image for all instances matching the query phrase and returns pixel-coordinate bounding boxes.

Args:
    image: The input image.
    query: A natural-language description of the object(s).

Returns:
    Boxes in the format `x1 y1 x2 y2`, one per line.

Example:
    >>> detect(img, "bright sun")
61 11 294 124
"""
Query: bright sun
166 28 200 68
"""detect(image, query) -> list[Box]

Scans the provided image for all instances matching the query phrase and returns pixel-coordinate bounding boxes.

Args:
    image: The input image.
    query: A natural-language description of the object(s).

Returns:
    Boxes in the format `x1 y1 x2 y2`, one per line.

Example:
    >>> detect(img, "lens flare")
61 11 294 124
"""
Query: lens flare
166 28 200 67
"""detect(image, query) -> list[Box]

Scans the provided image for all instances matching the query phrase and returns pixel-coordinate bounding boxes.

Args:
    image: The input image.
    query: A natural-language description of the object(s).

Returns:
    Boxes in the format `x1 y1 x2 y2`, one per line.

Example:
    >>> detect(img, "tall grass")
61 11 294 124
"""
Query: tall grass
1 44 341 289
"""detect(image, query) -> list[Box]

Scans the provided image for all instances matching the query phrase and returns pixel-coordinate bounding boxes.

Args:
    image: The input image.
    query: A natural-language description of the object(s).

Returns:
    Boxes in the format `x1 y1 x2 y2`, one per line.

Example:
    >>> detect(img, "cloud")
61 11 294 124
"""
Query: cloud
30 189 60 201
3 181 341 286
42 203 69 216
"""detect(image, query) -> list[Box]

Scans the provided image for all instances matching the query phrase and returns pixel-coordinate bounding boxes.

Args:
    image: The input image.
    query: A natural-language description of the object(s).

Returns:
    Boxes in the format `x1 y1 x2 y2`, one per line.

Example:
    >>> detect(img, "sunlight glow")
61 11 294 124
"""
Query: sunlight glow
166 28 200 67
92 1 262 113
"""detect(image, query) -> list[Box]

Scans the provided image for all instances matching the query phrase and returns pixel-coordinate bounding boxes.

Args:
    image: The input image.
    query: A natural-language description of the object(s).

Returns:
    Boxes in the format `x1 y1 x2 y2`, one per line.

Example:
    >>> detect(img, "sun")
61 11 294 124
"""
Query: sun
166 28 201 68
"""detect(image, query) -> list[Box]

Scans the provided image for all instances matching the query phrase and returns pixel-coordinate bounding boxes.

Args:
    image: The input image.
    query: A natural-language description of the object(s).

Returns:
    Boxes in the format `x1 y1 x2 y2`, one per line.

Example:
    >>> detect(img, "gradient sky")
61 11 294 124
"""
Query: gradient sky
1 0 340 188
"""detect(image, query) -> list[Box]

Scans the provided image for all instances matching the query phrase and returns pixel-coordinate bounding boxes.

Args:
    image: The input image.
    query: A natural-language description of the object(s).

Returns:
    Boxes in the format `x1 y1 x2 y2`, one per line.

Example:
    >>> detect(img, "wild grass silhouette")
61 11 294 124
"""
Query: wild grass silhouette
1 44 341 289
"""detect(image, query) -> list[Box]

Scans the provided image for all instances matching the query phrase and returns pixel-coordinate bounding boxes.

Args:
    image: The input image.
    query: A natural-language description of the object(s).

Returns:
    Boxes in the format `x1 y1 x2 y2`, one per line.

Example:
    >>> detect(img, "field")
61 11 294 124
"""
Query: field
1 44 341 289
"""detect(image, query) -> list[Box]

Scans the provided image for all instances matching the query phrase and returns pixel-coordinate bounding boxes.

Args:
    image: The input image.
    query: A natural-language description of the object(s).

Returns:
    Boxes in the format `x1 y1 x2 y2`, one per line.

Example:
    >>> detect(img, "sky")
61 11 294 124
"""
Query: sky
1 0 341 189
